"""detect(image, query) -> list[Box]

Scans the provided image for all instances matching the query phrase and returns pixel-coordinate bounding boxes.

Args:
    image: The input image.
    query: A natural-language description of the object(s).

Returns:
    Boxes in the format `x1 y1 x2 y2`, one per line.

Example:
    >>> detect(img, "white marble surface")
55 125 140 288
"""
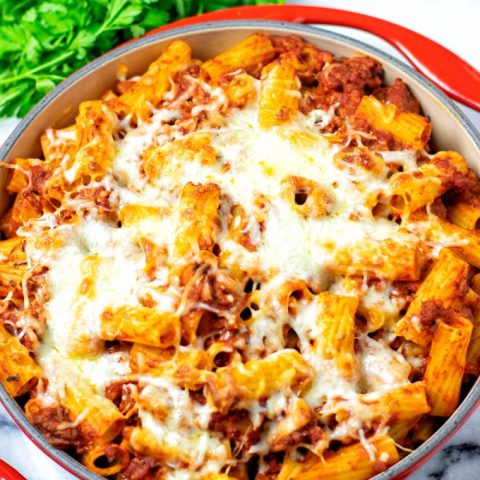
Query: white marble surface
0 0 479 479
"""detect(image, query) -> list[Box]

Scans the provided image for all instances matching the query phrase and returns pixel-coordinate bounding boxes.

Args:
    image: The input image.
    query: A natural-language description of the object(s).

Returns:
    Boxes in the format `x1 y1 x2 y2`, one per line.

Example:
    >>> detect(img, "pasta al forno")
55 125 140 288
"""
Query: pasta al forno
1 33 480 480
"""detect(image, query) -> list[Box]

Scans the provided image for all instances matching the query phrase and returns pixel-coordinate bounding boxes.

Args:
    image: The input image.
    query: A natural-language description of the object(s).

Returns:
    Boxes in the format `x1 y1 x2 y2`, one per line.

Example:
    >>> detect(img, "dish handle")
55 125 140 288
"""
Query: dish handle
0 460 26 480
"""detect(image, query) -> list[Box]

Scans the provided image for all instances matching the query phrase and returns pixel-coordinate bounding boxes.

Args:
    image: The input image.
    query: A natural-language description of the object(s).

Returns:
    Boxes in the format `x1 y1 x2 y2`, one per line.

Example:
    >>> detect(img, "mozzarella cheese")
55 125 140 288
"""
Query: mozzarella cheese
20 78 443 478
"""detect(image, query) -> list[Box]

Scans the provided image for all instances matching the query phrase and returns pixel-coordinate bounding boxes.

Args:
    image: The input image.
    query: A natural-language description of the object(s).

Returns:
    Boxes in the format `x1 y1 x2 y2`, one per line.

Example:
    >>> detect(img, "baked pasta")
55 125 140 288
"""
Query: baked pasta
1 33 479 480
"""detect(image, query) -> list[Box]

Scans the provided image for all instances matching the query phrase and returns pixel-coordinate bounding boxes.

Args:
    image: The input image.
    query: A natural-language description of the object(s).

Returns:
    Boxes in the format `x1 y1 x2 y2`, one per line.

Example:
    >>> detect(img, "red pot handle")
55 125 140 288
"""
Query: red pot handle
0 460 26 480
146 5 480 111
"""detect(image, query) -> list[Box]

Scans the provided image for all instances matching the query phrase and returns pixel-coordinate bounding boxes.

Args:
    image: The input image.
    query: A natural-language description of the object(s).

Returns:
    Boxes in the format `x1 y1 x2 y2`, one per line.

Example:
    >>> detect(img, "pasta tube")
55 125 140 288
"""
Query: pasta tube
424 313 472 416
395 248 469 346
296 434 399 480
0 324 41 396
101 306 180 348
356 95 431 149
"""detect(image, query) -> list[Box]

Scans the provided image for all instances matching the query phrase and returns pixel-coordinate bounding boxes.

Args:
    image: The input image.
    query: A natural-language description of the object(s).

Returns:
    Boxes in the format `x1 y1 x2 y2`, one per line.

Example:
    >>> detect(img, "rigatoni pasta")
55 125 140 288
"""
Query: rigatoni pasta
0 33 479 480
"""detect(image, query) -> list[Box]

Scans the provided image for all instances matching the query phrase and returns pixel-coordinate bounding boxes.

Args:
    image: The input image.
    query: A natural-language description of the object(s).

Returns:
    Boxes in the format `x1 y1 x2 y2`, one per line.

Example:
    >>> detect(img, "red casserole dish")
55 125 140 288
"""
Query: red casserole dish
0 16 479 480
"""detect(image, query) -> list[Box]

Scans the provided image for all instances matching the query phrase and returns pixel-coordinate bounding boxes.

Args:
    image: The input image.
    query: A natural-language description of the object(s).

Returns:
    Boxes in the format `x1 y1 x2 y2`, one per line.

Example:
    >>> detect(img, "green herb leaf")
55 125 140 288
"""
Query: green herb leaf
0 0 284 119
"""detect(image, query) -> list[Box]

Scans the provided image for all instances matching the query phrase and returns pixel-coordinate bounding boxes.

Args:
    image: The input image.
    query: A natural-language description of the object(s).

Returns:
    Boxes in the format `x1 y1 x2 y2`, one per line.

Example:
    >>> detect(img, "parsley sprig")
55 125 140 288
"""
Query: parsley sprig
0 0 283 118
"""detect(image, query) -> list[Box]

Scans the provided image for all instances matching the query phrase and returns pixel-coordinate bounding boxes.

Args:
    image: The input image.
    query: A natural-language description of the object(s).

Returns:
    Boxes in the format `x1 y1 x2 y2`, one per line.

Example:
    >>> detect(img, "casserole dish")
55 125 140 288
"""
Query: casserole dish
0 21 479 480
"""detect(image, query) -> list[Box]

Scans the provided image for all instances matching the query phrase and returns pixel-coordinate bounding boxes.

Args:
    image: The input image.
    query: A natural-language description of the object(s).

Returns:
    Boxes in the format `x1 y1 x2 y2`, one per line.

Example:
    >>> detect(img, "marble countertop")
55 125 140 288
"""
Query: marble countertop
0 0 479 478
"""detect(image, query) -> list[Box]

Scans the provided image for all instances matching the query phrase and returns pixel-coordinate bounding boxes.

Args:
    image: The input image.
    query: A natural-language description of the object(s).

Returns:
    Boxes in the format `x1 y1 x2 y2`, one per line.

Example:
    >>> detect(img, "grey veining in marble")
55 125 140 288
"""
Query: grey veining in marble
409 407 480 479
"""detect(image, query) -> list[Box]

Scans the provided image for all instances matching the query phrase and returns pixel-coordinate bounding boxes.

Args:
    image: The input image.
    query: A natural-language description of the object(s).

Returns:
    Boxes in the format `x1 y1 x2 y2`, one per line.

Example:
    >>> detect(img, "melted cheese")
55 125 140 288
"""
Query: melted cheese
380 150 417 171
293 300 358 406
33 219 145 350
357 335 411 392
20 73 448 478
138 382 229 474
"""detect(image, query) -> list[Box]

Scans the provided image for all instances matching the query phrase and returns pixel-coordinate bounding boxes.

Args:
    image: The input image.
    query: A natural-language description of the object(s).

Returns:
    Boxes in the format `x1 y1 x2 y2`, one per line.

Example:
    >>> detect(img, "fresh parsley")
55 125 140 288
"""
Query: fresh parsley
0 0 283 118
